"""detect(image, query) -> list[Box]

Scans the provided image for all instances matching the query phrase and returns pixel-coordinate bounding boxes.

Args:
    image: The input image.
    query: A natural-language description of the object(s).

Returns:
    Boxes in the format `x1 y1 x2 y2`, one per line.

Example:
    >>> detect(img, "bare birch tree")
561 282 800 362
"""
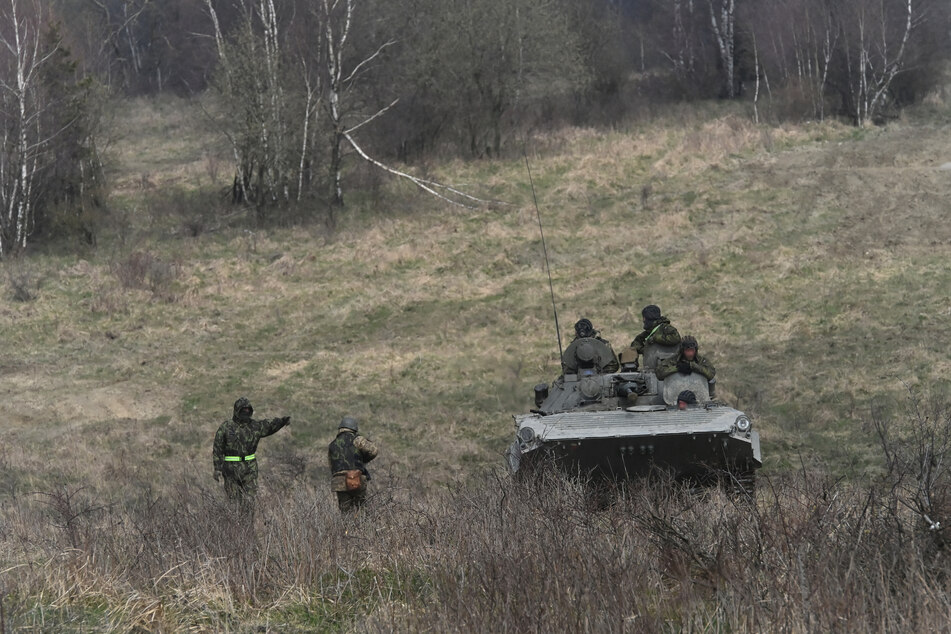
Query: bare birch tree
803 2 838 120
317 0 395 207
320 0 493 209
836 0 916 125
660 0 702 87
86 0 152 90
0 0 59 256
203 0 295 213
708 0 736 98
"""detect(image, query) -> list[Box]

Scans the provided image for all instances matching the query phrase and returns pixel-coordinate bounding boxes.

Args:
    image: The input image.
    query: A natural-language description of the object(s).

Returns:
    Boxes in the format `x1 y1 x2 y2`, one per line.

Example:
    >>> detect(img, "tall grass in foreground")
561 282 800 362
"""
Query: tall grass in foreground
3 395 951 631
1 474 949 632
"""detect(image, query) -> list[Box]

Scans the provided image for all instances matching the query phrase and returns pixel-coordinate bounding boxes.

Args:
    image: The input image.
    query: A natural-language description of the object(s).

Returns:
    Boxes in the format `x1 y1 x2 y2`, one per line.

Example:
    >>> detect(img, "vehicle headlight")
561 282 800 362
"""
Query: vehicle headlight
518 426 536 443
735 416 752 433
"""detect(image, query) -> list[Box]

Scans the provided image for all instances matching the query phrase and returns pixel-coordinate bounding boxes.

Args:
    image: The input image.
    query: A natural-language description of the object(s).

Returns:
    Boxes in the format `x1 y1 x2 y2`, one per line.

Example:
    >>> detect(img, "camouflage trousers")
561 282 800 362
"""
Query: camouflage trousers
336 489 368 513
223 472 257 517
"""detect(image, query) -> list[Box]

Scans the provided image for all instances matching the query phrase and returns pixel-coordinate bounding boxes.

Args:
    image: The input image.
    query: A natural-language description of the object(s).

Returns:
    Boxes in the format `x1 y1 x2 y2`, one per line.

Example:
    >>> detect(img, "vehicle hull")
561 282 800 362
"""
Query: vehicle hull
509 406 761 482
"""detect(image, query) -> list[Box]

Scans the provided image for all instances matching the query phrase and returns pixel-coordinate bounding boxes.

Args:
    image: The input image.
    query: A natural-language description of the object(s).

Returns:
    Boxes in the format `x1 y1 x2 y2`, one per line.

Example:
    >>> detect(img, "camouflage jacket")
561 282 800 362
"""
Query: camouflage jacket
592 336 621 374
563 336 620 374
632 317 682 353
328 431 378 476
213 400 289 475
656 351 716 381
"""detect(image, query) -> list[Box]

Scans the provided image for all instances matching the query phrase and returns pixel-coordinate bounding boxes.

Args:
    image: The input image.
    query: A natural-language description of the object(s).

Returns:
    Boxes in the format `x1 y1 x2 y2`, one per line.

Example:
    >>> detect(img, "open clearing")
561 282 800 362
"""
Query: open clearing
4 100 951 484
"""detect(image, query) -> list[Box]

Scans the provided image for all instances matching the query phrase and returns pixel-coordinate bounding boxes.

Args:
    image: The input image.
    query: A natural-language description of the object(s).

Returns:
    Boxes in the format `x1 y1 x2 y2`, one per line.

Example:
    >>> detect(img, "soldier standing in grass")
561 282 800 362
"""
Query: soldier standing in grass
213 397 291 514
328 417 378 513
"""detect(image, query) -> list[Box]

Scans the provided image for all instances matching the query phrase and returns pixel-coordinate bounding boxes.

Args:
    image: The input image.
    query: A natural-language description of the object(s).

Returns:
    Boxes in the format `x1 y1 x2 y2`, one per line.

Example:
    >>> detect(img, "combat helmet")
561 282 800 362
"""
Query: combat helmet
677 390 698 405
339 417 359 432
574 318 595 339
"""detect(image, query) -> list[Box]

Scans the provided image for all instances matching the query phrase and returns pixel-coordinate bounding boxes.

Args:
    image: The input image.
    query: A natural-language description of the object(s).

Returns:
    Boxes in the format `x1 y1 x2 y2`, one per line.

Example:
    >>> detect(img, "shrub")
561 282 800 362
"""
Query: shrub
112 251 178 299
6 266 39 302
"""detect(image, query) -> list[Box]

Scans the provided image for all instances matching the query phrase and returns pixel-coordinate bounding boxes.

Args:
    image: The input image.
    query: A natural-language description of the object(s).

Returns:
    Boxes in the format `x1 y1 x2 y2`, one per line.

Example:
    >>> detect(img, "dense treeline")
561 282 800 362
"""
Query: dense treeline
49 0 951 127
0 0 948 253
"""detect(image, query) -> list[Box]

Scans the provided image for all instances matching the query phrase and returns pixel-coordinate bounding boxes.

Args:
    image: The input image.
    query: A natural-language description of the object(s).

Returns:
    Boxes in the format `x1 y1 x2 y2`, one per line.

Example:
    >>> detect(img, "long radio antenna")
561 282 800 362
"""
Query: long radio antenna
524 154 565 372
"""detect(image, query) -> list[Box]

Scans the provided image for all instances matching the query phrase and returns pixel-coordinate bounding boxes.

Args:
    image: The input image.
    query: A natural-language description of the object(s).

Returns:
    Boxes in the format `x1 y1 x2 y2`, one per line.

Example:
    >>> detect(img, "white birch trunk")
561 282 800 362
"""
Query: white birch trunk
0 0 51 255
708 0 735 98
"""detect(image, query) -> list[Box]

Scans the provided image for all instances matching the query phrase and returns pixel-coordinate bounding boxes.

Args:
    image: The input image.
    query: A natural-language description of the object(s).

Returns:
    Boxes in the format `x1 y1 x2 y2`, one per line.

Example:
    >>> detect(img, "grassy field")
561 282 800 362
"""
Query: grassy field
2 93 951 629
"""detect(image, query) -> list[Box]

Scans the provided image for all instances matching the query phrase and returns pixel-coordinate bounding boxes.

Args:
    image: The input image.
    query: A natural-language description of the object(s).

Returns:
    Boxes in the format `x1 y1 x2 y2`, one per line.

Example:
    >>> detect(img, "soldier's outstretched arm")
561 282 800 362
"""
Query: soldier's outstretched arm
354 435 379 462
255 415 291 437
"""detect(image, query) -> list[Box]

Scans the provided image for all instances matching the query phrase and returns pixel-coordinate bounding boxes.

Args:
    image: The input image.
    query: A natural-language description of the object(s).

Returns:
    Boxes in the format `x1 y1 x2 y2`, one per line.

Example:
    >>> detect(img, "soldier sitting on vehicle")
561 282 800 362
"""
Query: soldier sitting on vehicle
677 390 698 410
562 318 620 374
631 304 682 355
656 335 716 397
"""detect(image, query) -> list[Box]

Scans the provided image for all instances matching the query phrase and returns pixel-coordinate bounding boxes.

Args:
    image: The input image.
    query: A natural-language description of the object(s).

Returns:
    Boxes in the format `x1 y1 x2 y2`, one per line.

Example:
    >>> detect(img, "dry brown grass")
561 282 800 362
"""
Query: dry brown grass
2 453 951 632
106 95 229 197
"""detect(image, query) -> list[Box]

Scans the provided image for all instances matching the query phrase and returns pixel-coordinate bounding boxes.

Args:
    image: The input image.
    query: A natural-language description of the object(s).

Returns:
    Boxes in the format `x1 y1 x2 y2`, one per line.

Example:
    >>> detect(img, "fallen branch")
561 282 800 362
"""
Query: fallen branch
343 131 498 209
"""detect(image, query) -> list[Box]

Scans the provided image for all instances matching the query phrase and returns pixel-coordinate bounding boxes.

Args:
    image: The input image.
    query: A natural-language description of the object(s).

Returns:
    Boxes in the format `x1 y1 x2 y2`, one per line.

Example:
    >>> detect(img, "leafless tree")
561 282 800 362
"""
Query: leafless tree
323 0 518 208
316 0 395 207
804 2 838 120
708 0 736 97
661 0 701 85
0 0 60 256
203 0 293 211
836 0 917 125
86 0 152 89
202 0 494 214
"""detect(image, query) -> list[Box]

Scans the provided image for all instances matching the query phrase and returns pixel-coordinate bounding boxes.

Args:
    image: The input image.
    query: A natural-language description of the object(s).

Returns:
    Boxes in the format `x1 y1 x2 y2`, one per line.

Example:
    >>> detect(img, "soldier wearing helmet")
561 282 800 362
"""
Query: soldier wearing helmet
328 417 379 512
212 397 291 514
566 318 620 374
677 390 698 410
656 335 717 396
631 305 682 355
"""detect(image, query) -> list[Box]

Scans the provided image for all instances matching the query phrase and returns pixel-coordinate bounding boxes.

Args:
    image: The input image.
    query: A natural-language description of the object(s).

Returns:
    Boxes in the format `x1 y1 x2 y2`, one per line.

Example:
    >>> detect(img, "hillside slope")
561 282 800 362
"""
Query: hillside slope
3 100 951 484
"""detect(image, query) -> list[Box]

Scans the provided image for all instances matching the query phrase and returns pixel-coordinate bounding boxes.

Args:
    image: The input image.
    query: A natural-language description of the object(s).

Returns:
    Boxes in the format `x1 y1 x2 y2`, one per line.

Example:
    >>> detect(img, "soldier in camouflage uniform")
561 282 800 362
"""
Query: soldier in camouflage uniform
571 318 620 374
328 417 378 513
656 336 717 395
631 305 682 355
213 397 291 512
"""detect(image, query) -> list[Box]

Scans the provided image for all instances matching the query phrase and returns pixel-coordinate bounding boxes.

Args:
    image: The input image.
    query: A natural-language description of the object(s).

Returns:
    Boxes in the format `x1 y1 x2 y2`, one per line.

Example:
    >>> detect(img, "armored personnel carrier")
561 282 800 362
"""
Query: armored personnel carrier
507 336 762 492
